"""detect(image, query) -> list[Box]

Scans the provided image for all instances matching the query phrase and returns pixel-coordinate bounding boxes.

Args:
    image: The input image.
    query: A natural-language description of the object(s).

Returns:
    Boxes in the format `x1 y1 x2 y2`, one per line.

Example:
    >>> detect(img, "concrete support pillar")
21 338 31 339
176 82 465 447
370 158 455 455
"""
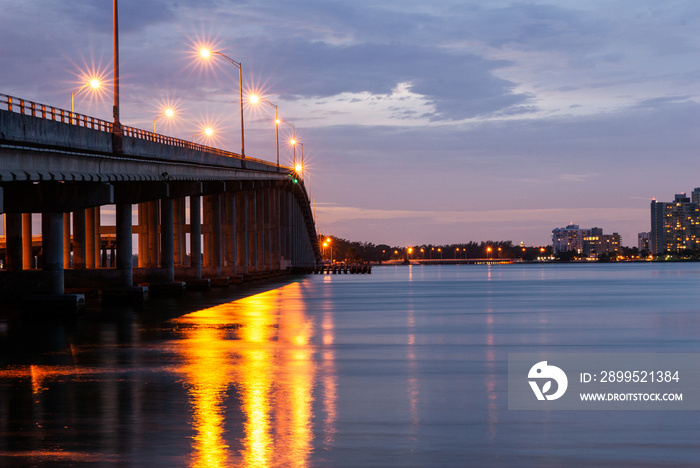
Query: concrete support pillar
248 189 258 272
278 192 287 269
211 193 222 276
63 213 71 268
190 195 202 278
22 213 33 269
115 203 133 287
236 191 249 274
226 191 237 274
42 212 64 295
286 191 294 267
147 201 159 268
274 187 281 270
137 203 148 268
257 188 266 271
72 210 86 269
5 213 23 271
85 208 95 269
173 198 184 266
202 195 212 267
264 187 272 270
160 197 175 282
93 206 101 268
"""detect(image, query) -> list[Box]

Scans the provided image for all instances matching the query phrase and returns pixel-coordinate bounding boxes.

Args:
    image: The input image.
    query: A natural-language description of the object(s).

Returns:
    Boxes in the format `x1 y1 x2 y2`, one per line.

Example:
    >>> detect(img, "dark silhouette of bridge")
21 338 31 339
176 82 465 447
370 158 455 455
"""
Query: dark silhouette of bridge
0 94 319 308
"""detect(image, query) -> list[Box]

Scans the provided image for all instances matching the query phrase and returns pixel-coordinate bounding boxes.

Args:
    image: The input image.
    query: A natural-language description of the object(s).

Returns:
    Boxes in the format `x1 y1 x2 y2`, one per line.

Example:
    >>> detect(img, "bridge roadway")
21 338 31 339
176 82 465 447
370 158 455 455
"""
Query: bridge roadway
0 94 320 307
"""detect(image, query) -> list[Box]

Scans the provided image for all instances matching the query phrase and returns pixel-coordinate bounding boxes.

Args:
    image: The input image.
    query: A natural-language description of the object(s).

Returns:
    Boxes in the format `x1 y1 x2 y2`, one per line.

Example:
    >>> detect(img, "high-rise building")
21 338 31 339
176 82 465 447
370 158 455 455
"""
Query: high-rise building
650 191 700 254
552 224 584 254
552 224 621 258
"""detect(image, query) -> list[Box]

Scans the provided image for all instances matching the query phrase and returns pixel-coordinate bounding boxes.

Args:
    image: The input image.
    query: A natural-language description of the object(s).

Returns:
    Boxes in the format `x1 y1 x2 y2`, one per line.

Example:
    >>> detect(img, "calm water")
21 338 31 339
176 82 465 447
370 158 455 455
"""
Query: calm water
2 263 700 467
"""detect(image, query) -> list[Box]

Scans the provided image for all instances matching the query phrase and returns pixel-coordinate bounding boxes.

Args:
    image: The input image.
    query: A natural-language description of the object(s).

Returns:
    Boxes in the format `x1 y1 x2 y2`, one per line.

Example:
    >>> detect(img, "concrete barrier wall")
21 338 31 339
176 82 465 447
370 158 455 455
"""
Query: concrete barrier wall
122 137 245 169
0 110 113 153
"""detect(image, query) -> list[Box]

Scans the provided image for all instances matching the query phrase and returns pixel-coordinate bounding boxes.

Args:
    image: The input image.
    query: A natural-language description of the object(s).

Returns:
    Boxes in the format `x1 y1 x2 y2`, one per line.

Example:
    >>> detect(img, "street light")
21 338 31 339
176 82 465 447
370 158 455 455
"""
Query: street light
71 78 102 114
153 108 174 133
249 94 280 170
192 127 214 143
487 246 492 260
199 48 246 161
325 237 333 263
279 119 296 167
296 142 305 182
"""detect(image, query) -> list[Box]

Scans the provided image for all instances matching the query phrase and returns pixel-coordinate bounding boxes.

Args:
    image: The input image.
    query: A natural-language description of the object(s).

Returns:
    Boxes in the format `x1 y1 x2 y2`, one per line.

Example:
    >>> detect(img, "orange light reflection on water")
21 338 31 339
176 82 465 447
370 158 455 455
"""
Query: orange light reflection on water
173 282 324 468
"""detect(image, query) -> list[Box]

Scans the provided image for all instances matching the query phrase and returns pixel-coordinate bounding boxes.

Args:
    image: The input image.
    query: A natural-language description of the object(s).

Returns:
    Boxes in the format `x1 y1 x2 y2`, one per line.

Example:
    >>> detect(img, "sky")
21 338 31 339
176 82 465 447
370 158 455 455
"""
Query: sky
2 0 700 247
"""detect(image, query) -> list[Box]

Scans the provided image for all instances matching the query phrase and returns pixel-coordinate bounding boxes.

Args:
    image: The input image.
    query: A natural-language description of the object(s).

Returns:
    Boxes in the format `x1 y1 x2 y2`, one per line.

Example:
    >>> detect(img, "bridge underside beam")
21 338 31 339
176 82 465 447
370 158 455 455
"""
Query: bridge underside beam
1 182 113 213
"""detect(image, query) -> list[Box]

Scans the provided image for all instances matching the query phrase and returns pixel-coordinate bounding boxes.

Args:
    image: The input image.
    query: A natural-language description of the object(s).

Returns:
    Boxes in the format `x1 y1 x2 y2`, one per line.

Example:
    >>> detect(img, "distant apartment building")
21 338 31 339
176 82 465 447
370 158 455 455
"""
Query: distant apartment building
650 188 700 254
552 224 621 258
638 232 651 253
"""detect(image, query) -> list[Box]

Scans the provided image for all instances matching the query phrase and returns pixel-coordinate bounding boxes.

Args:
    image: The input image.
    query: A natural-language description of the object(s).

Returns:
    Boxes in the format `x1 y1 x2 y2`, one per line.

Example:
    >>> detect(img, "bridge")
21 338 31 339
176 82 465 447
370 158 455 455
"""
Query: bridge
0 94 320 308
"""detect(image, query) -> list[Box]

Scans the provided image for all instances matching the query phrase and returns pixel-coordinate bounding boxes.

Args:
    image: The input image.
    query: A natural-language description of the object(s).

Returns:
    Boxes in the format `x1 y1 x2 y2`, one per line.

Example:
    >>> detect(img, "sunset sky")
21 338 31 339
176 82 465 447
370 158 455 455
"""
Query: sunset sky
2 0 699 247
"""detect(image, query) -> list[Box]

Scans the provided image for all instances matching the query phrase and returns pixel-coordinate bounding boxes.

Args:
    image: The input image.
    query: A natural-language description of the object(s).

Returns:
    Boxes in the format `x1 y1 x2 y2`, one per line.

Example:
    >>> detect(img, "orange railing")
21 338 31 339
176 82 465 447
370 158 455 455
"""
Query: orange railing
0 94 113 132
0 93 279 169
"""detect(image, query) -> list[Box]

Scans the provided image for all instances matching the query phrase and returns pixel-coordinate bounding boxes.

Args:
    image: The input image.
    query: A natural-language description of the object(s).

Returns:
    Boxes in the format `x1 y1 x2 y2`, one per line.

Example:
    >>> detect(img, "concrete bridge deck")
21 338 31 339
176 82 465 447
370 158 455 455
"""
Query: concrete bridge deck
0 93 320 309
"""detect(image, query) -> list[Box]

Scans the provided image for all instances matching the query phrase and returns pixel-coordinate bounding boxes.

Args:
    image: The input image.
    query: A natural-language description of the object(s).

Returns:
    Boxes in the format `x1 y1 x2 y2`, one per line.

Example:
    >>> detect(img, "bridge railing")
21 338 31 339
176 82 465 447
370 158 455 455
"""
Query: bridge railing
0 94 113 132
0 93 280 169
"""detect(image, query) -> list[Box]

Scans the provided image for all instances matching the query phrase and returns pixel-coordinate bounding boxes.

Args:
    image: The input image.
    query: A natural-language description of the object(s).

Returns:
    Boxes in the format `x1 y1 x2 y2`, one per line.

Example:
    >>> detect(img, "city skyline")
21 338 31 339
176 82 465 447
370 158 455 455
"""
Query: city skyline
2 1 699 246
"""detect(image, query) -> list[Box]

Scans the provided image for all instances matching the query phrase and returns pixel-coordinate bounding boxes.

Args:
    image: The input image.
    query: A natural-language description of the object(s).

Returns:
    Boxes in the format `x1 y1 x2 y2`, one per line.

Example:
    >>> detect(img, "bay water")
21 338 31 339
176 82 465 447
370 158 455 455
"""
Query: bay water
1 263 700 466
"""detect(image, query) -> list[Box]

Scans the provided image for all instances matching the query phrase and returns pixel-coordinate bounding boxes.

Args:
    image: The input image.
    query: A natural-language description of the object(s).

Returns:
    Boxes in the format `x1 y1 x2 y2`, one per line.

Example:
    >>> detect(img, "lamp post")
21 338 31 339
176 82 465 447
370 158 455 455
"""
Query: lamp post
325 237 333 263
153 108 174 133
249 95 280 171
71 79 101 114
199 49 246 162
296 142 305 181
279 119 296 167
193 127 214 143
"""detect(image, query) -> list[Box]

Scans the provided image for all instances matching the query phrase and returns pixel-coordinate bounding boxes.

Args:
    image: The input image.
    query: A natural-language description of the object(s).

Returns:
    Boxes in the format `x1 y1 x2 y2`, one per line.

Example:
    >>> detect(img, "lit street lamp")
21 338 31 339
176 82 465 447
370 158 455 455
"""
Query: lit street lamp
325 237 333 263
296 142 305 181
71 78 101 114
153 108 174 133
279 119 296 167
199 48 246 161
249 94 280 170
192 127 214 143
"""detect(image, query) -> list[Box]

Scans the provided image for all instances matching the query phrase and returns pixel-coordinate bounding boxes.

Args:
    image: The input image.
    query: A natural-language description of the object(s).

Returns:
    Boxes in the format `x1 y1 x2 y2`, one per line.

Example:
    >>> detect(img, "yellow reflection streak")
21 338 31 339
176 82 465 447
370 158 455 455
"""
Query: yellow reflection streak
173 283 318 468
274 283 315 467
407 308 419 429
177 326 231 468
321 309 337 447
